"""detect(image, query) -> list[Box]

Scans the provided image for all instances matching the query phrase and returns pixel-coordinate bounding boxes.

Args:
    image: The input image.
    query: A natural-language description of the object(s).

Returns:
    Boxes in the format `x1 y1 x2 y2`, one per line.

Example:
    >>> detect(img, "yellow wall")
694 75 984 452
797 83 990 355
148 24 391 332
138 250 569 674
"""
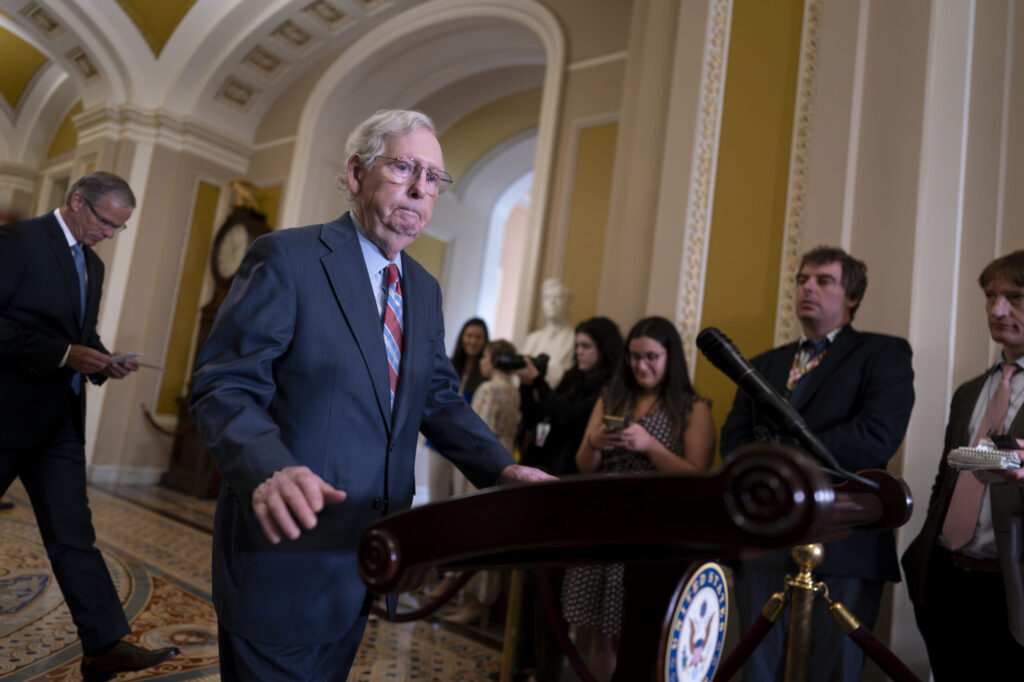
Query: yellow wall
405 233 447 282
439 89 541 188
0 26 48 110
157 181 220 413
253 185 282 229
115 0 196 57
47 101 83 158
696 0 805 454
563 122 618 325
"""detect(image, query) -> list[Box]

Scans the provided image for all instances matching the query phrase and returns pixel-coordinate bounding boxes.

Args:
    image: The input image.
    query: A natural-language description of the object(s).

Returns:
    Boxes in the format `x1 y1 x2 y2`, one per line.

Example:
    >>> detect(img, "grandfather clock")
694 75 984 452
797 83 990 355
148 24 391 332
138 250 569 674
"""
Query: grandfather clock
161 199 270 498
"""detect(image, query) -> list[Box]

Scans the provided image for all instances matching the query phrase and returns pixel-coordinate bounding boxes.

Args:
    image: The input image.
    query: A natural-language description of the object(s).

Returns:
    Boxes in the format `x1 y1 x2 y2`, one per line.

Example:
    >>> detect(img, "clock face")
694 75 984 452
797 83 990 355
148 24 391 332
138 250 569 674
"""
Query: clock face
215 222 250 280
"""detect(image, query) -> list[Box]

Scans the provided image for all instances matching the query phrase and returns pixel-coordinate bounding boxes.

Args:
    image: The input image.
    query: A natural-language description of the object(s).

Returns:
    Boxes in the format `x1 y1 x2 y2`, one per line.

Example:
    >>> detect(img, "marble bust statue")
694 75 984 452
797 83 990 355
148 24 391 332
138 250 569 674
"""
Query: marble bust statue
521 278 575 387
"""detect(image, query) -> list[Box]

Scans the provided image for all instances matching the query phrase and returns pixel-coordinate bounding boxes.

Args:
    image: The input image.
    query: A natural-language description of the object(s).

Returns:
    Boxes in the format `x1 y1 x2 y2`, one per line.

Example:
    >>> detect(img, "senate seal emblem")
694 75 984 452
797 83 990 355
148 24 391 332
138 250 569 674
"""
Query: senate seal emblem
663 562 729 682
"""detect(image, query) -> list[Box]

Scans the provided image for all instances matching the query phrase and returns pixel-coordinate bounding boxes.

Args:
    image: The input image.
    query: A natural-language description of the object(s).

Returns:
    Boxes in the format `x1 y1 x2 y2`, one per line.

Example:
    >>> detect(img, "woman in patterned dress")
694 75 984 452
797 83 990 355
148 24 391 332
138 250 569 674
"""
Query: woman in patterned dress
562 316 716 682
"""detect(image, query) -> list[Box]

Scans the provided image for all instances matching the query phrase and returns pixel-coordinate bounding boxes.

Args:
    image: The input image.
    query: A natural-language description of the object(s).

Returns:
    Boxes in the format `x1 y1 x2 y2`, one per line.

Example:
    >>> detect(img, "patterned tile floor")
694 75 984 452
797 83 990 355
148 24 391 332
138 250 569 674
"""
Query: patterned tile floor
0 482 505 681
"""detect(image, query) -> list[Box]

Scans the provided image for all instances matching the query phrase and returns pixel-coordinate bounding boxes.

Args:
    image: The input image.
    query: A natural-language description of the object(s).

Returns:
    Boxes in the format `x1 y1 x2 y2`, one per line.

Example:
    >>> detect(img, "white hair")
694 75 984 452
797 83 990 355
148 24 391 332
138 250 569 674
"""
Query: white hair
335 109 437 200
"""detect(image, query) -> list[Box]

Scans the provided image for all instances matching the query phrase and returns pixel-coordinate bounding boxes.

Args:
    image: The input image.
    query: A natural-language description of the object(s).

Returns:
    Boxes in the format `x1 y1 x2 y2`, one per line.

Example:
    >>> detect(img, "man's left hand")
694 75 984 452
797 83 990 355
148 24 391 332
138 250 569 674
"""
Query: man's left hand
499 464 557 484
974 444 1024 485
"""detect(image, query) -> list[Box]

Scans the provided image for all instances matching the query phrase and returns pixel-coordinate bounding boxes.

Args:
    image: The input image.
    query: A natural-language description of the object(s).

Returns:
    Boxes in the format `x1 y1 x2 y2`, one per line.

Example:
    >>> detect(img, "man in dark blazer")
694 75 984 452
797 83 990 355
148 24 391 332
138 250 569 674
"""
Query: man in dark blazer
190 109 552 680
902 250 1024 680
0 172 179 681
721 246 915 682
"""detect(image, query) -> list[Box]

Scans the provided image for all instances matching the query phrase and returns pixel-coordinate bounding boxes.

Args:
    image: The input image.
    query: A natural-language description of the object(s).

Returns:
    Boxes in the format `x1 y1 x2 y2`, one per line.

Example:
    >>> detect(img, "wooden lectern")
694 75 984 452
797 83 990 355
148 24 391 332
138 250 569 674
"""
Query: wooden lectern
358 445 912 681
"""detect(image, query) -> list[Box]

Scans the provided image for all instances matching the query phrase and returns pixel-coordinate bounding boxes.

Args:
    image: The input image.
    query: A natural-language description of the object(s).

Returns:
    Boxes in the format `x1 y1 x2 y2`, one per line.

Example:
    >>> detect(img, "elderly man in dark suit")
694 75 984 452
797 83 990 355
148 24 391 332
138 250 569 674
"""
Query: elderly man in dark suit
720 246 915 682
0 172 179 681
902 250 1024 680
190 109 552 680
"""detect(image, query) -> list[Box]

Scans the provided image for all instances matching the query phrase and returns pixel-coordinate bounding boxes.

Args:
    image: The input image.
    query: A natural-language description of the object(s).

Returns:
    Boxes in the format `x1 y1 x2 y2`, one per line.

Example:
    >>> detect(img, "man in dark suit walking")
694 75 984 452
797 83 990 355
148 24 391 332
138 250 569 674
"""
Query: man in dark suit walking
0 171 179 681
190 109 552 680
720 246 915 682
902 250 1024 680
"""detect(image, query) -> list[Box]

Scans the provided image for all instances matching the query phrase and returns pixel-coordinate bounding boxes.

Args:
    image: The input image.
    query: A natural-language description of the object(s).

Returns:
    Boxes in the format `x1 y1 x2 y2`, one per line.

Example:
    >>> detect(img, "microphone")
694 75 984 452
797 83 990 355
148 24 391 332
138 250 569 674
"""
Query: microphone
696 326 877 489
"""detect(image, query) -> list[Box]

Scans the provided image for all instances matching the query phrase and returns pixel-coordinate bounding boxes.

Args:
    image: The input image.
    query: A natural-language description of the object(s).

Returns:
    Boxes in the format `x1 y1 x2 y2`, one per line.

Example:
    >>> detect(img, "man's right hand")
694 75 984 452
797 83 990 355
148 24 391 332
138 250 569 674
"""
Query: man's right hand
66 345 112 375
251 466 347 544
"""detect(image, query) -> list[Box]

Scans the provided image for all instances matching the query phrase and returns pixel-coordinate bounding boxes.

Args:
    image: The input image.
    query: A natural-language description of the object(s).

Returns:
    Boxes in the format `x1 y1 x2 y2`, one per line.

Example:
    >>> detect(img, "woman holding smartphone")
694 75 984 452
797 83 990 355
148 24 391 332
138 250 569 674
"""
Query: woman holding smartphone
562 316 715 681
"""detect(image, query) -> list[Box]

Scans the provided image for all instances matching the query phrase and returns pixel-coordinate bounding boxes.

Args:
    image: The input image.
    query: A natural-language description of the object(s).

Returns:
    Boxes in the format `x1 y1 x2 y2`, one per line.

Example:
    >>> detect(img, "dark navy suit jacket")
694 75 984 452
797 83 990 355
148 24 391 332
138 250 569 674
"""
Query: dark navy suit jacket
720 325 915 581
901 369 1024 644
0 212 107 451
190 213 514 645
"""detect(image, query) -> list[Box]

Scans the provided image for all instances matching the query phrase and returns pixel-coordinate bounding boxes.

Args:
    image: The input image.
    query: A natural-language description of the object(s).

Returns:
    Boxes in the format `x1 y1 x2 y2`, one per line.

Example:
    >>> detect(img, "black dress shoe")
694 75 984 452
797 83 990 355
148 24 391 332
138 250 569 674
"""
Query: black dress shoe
80 641 180 682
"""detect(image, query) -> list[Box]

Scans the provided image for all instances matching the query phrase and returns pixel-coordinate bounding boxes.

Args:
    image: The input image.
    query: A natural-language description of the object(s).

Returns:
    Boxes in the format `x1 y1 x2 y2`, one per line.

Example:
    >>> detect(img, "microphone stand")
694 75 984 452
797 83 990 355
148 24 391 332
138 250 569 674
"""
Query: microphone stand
698 327 917 680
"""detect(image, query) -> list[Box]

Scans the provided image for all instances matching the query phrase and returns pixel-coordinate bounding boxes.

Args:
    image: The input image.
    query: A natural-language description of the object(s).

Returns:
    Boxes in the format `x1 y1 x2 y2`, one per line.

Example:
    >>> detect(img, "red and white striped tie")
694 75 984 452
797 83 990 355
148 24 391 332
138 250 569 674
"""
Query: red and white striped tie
382 264 403 406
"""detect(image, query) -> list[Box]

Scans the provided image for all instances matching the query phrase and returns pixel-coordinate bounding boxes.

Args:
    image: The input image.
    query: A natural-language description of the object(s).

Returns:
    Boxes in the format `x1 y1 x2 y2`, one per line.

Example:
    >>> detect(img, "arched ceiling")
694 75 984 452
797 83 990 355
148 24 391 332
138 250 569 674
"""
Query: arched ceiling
0 0 549 170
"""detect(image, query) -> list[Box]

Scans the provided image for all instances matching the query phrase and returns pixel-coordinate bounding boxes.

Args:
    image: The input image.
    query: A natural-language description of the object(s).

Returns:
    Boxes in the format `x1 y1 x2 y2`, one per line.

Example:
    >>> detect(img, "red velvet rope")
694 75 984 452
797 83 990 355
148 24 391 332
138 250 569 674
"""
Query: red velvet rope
713 613 776 682
846 625 921 682
536 568 599 682
139 404 193 438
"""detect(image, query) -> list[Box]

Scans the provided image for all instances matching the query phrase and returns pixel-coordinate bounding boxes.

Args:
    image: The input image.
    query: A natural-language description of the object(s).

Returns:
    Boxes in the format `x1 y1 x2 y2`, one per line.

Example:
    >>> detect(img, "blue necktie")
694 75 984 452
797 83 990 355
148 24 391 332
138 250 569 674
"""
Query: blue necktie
71 244 86 394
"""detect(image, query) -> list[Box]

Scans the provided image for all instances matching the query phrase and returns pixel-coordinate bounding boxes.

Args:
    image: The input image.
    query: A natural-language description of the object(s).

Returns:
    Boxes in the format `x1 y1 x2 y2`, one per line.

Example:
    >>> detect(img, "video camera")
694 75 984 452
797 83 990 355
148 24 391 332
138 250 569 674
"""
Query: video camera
493 352 550 378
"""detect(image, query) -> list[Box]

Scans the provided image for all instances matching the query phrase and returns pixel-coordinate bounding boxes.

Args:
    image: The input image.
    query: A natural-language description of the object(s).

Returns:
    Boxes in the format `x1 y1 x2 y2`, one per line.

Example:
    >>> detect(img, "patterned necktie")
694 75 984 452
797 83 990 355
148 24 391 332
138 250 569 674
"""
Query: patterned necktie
71 244 87 394
382 264 403 407
942 362 1020 550
786 338 828 396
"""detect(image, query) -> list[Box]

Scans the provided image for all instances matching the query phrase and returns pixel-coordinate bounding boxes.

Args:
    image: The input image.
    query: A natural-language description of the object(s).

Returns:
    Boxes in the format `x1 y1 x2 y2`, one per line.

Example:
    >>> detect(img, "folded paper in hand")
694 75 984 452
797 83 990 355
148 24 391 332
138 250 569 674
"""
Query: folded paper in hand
947 439 1022 471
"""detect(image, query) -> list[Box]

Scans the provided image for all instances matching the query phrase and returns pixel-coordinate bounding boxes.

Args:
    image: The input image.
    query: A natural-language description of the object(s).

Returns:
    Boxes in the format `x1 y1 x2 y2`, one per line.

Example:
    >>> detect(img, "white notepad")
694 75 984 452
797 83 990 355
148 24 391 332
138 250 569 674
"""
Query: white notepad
948 440 1022 471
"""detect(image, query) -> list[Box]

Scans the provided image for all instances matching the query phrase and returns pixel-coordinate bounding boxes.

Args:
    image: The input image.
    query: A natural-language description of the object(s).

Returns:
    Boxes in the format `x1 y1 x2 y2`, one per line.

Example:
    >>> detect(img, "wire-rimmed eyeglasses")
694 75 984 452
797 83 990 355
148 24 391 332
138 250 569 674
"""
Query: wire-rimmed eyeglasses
373 155 453 195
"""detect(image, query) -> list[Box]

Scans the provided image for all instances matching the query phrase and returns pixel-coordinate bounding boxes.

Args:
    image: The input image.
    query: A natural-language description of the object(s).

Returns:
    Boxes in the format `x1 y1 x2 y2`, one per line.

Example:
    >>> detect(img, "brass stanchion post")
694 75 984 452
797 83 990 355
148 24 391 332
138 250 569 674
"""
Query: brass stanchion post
783 544 825 682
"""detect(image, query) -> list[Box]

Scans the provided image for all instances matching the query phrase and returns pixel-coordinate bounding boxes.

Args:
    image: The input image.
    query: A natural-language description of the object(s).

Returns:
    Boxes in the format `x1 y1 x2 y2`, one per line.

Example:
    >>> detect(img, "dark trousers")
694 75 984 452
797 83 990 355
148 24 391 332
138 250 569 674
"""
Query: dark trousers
0 395 130 653
732 560 883 682
218 614 369 681
914 546 1024 681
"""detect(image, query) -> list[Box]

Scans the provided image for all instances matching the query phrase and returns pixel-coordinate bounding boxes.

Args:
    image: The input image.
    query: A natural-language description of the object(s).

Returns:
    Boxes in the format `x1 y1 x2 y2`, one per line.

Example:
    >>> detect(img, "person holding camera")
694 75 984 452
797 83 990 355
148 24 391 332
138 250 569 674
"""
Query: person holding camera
562 316 716 681
516 316 624 476
471 339 522 454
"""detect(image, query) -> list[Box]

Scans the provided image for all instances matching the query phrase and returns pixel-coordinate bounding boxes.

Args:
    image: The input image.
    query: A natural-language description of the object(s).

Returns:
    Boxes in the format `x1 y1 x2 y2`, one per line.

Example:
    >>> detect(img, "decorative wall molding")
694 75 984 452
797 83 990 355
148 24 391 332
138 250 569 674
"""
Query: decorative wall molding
73 106 251 173
567 50 627 72
87 464 165 485
552 113 618 283
774 0 822 346
676 0 732 371
0 162 38 194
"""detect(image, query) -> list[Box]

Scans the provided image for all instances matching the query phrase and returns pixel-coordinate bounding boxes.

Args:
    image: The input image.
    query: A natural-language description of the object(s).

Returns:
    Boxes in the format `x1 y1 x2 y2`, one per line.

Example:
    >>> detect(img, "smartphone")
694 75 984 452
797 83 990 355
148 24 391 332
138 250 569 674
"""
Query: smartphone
991 433 1022 450
602 415 626 431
